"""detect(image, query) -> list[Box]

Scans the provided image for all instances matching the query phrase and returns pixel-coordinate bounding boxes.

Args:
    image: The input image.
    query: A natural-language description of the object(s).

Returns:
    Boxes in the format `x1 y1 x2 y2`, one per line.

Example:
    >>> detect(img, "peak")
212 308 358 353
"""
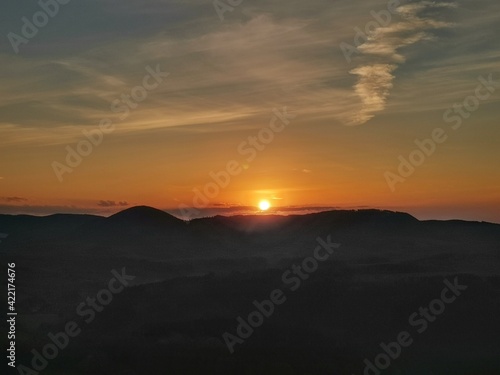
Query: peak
108 206 184 226
113 205 164 215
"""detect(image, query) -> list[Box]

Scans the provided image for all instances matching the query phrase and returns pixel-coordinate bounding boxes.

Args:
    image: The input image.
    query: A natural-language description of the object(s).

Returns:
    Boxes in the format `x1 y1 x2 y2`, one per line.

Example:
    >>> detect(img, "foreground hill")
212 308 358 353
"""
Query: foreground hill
1 207 499 374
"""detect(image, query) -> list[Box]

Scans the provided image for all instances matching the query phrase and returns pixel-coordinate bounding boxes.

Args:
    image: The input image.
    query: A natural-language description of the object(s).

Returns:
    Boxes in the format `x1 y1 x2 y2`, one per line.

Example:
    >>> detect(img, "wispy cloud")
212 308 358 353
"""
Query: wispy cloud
292 168 313 174
2 196 28 203
349 64 398 125
97 200 129 207
348 1 457 125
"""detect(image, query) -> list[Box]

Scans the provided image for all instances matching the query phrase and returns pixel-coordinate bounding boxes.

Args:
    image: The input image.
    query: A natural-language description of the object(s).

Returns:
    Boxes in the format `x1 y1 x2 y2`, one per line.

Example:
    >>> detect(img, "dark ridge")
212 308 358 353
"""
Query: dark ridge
0 213 103 237
310 209 419 223
422 219 500 227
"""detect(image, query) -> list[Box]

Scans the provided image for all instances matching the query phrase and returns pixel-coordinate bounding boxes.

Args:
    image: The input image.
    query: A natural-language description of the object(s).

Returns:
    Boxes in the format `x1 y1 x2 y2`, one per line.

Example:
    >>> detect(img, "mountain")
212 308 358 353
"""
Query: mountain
107 205 186 227
1 207 500 374
1 206 499 263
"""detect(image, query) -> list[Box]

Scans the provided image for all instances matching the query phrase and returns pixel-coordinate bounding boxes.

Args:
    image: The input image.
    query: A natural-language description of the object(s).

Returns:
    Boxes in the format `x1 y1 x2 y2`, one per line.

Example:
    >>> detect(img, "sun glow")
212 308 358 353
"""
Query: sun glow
258 200 271 211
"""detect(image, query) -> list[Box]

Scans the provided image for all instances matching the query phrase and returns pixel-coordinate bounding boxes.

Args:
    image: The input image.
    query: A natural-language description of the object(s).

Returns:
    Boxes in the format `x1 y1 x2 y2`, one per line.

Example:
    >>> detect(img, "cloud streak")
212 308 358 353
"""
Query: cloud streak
2 196 28 203
349 64 398 126
97 200 129 207
348 1 456 125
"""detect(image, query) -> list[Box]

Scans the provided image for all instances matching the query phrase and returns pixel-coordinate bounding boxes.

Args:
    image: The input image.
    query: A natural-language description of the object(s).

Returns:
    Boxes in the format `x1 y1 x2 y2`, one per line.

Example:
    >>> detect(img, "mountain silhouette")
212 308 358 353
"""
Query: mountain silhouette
1 207 500 374
108 205 185 227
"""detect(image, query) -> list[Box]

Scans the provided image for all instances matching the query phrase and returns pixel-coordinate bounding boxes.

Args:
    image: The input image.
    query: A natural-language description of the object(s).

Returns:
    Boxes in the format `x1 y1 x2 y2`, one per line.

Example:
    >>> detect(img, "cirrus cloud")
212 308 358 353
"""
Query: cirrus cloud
97 200 129 207
348 1 457 125
2 196 28 203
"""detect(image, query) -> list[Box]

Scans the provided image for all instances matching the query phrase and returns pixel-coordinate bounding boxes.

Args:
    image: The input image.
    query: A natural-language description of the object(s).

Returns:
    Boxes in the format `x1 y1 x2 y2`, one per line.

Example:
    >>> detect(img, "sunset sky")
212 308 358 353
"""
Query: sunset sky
0 0 499 222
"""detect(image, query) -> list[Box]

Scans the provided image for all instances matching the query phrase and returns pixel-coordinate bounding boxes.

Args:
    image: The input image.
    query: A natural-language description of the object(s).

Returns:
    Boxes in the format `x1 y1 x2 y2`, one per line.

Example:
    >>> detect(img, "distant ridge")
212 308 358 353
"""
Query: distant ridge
310 209 419 224
1 206 498 229
2 206 499 260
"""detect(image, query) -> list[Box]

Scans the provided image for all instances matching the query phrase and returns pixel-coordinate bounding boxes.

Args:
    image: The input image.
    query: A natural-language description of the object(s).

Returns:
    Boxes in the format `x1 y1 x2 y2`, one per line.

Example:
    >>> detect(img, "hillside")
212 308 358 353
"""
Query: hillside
1 207 499 374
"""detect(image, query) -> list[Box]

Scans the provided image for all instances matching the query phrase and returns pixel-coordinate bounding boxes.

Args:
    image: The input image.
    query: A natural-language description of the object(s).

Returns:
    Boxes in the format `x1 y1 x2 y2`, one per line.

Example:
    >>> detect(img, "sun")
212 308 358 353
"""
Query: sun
258 200 271 211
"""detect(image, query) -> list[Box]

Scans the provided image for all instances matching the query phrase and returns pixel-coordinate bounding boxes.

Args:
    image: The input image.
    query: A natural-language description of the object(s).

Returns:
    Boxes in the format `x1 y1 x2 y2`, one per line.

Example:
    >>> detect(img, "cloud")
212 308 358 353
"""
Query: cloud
0 0 497 150
348 1 456 125
97 200 129 207
292 168 313 174
349 64 397 125
2 196 28 203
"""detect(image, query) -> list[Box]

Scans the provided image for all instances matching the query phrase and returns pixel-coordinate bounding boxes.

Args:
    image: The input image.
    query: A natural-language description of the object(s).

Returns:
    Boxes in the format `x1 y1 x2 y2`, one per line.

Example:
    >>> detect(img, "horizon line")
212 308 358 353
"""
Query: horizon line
1 204 499 225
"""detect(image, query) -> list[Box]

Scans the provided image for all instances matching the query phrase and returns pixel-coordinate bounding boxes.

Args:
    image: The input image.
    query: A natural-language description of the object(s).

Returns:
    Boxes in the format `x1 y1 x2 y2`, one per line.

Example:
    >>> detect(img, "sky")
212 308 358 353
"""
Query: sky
0 0 499 222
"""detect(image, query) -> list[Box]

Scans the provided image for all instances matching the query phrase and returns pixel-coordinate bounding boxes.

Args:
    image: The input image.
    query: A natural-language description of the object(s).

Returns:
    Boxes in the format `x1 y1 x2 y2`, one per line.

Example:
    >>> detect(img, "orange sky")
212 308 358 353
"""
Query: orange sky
1 0 499 223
